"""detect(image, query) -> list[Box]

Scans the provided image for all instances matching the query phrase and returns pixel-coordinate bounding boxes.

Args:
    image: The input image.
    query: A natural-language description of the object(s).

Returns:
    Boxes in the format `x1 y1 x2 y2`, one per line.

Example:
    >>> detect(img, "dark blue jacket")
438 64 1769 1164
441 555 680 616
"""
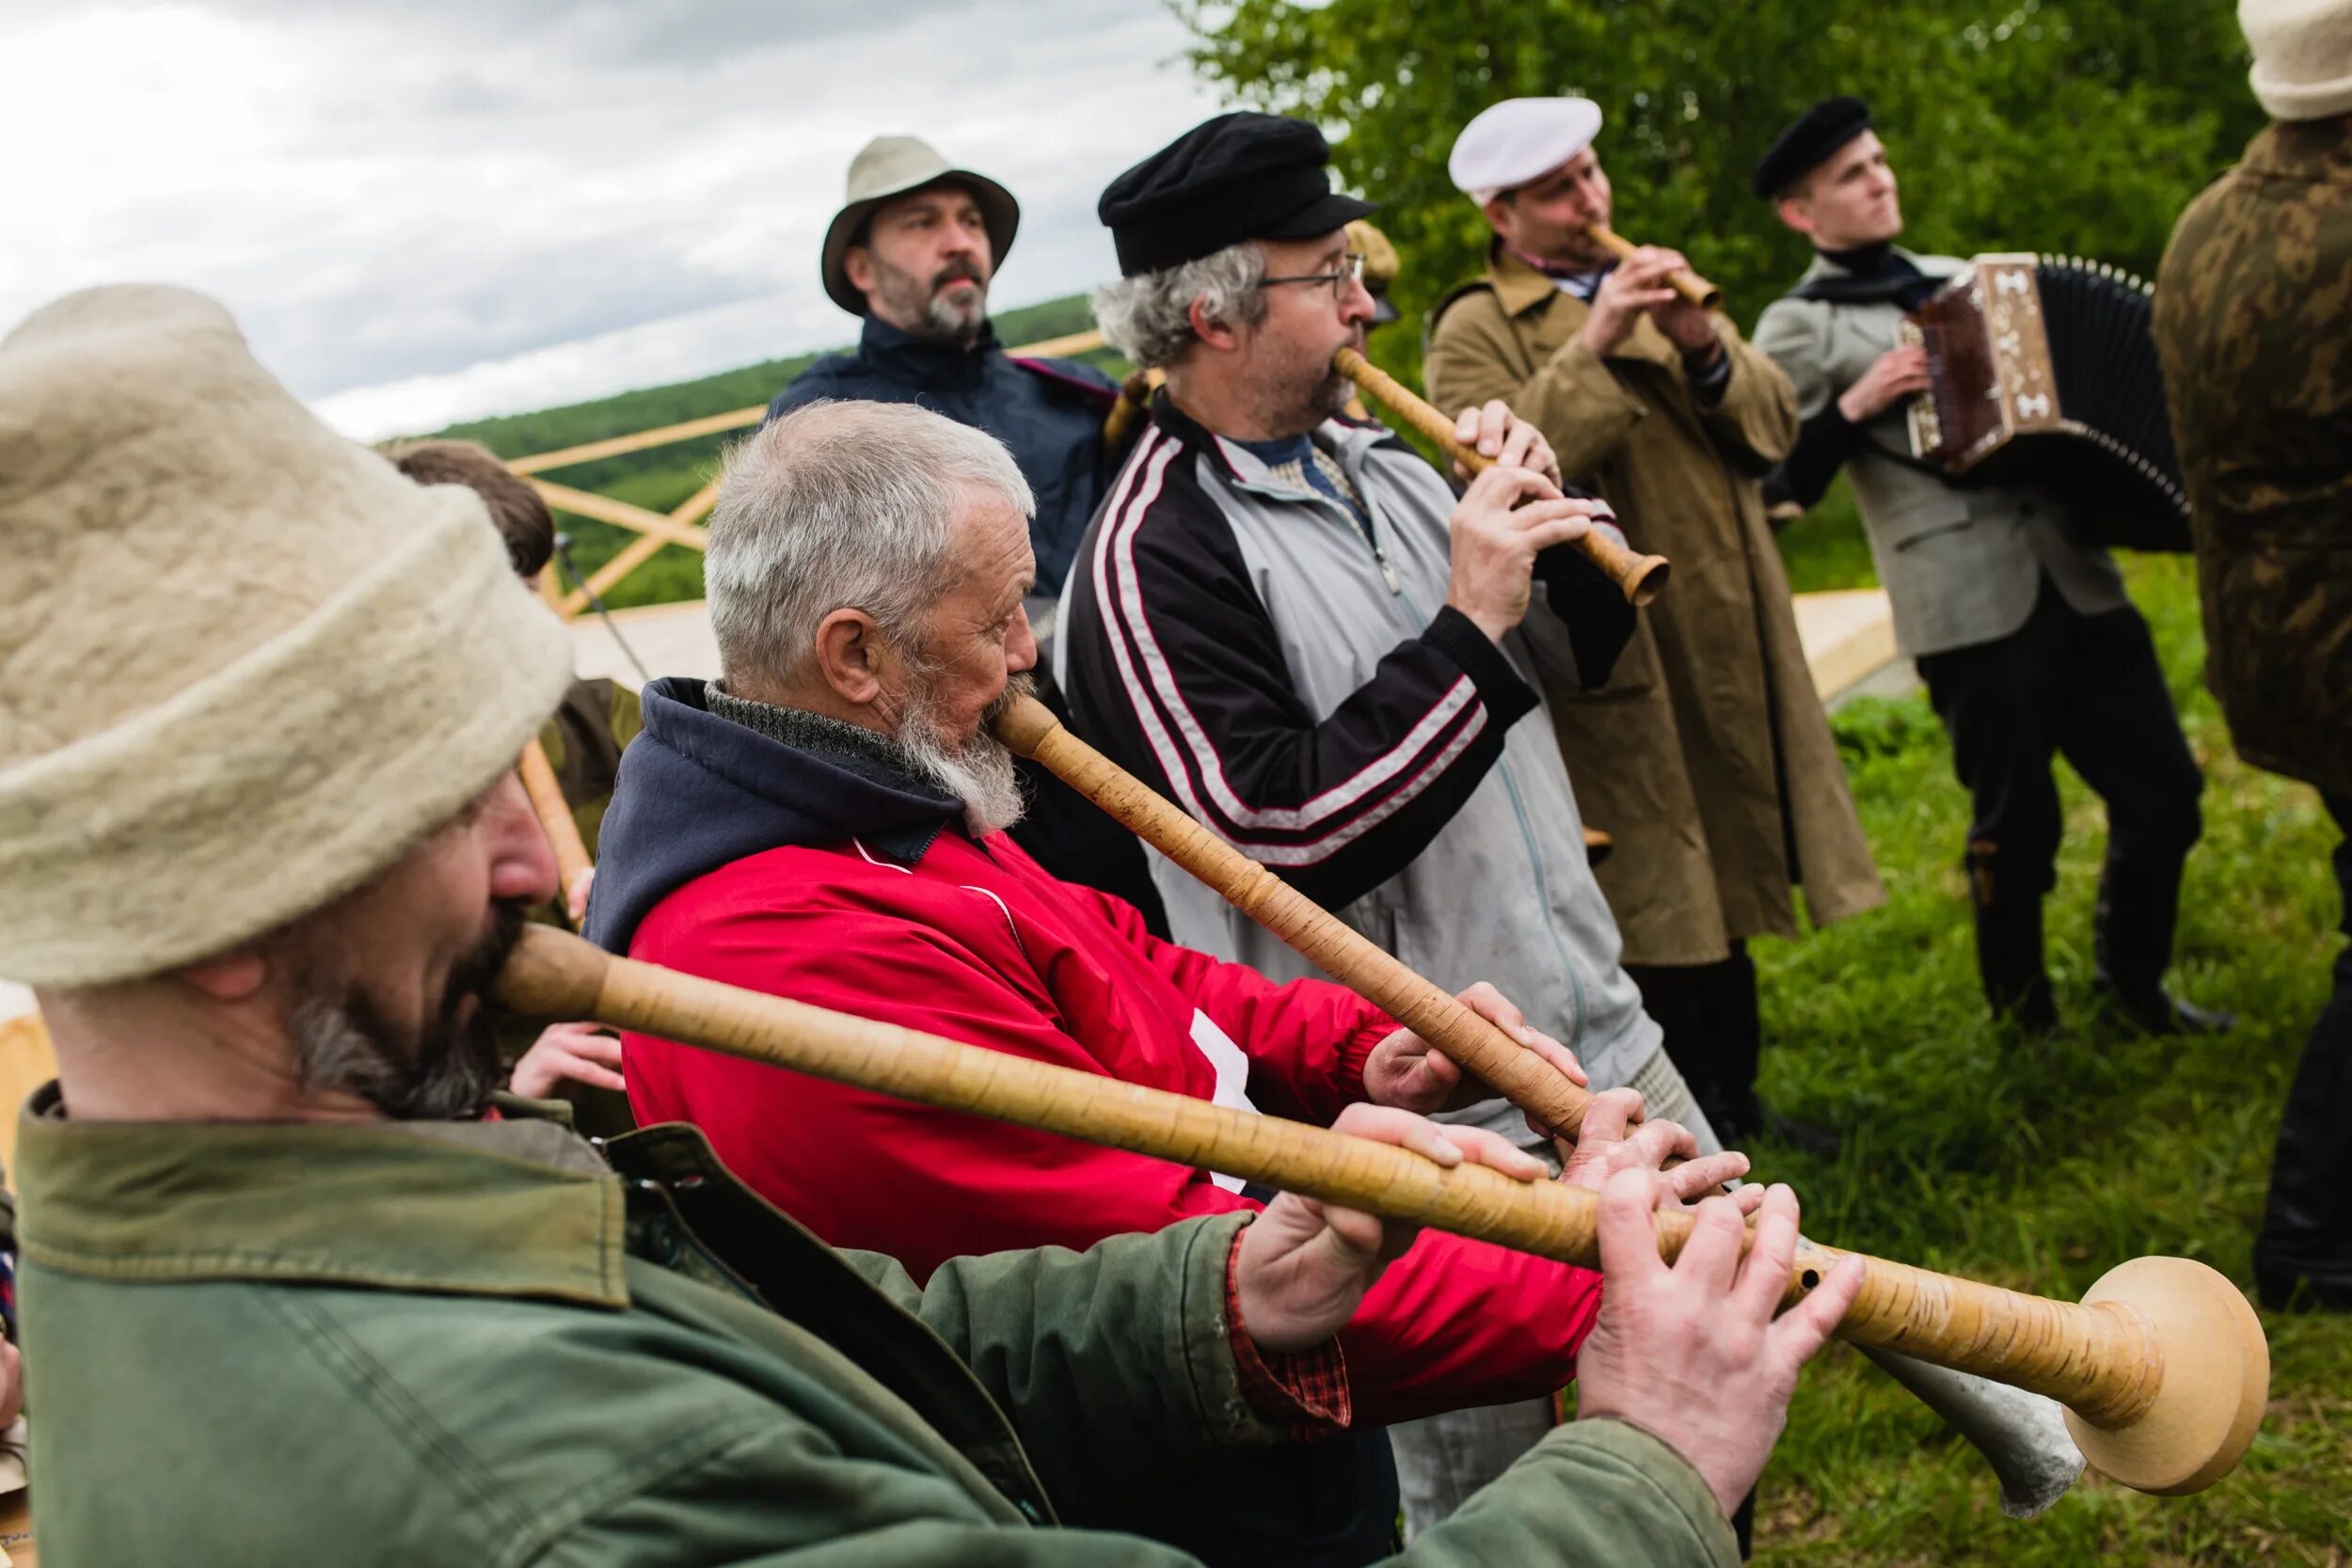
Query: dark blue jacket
766 317 1118 593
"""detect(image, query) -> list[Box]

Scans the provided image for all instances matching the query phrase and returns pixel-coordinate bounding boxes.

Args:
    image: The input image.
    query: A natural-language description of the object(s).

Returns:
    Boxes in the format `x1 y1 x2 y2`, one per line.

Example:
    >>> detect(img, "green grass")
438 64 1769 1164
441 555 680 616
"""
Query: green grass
1736 540 2348 1564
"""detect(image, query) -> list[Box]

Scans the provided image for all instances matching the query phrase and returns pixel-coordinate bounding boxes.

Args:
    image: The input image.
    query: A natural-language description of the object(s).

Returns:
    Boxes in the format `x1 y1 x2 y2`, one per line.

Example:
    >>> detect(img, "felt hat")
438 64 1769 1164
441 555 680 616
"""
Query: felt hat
820 135 1021 316
2241 0 2352 120
0 284 575 986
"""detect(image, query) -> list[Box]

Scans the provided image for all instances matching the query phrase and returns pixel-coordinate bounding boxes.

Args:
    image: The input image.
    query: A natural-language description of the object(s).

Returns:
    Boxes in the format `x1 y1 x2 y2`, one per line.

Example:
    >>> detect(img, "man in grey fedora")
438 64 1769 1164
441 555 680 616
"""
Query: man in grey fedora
763 134 1165 926
769 135 1118 599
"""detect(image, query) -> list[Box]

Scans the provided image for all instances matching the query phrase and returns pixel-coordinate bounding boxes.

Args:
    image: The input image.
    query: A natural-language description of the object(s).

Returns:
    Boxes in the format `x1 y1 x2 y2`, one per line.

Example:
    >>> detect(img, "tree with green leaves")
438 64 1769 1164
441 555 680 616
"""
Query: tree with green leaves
1176 0 2264 390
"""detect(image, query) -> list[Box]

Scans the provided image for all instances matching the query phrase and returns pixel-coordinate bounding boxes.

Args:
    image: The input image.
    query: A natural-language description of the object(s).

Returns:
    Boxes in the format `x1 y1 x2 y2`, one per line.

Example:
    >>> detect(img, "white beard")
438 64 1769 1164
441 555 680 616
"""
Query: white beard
896 675 1030 837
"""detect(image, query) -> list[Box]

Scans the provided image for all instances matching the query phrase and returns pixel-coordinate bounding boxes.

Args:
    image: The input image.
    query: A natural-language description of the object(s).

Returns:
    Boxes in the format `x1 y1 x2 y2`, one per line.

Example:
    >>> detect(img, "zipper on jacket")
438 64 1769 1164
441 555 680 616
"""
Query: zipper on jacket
1387 534 1593 1042
1232 455 1403 595
1333 494 1403 596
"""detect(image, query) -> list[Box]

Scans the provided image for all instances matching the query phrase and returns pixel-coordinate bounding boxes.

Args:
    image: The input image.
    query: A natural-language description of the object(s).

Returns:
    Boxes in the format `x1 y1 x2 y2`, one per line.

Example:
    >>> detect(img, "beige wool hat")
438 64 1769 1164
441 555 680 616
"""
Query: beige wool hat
2243 0 2352 119
0 284 576 988
820 135 1020 316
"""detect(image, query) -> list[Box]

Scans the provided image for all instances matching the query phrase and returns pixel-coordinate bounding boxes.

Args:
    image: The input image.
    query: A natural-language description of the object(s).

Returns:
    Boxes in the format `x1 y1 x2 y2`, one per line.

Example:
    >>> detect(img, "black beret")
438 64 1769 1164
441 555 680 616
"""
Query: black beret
1099 112 1376 277
1751 97 1873 199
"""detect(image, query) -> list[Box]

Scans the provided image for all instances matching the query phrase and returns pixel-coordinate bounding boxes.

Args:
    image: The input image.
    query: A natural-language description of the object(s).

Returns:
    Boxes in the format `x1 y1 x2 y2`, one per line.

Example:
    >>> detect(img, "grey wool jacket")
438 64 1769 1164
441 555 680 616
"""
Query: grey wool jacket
1057 393 1667 1123
1752 248 2127 657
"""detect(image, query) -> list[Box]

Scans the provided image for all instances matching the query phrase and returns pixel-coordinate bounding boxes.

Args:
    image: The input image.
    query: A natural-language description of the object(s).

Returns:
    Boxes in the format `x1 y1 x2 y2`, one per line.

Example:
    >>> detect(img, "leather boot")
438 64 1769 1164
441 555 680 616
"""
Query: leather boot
2091 860 2234 1035
1975 897 2059 1036
2255 987 2352 1310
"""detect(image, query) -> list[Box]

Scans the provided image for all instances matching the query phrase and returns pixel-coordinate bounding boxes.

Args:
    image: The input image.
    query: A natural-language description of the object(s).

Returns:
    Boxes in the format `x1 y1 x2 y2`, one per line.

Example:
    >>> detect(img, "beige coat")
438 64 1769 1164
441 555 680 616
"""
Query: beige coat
1426 245 1883 965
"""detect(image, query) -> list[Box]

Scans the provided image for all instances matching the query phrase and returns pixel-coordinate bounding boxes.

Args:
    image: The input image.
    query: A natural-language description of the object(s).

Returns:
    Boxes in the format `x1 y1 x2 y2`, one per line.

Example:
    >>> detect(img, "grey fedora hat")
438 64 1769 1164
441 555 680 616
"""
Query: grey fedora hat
820 135 1021 316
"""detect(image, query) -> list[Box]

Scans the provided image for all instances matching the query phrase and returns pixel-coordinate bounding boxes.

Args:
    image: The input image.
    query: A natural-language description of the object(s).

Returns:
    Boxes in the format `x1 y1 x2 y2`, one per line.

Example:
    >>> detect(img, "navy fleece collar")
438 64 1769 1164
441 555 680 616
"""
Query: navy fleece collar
582 676 960 956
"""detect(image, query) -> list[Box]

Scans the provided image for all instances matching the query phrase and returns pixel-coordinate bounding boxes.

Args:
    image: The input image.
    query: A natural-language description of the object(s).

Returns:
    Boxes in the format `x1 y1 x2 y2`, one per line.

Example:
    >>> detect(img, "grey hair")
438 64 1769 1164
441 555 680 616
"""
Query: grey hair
1090 240 1269 371
706 399 1036 683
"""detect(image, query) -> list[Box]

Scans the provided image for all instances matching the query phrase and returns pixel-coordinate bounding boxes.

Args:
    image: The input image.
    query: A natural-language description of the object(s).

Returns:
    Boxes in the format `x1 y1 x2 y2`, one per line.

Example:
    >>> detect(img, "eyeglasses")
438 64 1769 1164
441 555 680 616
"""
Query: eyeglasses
1261 253 1367 298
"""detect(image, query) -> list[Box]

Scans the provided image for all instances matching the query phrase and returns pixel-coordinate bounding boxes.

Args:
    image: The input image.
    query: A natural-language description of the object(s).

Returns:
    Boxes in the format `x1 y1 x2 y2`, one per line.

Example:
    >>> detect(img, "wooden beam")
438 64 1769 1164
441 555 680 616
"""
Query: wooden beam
557 531 670 619
1004 327 1105 359
509 406 765 476
667 474 725 529
530 480 710 551
500 326 1106 477
550 473 726 619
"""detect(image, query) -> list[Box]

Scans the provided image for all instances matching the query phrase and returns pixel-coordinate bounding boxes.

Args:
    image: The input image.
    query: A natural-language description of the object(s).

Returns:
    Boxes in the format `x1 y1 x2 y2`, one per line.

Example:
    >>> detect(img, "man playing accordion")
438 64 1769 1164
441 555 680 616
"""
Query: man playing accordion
1752 98 2232 1042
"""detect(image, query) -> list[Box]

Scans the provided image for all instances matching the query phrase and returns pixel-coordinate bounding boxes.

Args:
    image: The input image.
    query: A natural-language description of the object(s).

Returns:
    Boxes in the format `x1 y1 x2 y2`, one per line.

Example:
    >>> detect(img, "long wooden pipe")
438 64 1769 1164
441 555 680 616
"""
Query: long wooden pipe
517 737 593 920
1586 223 1723 309
1334 347 1670 607
993 694 1601 1141
498 922 2266 1497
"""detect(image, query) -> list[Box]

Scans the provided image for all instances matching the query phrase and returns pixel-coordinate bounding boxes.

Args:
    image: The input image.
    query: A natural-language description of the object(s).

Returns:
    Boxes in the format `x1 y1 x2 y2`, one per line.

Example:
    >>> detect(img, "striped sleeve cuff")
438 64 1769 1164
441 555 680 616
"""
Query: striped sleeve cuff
1422 605 1540 727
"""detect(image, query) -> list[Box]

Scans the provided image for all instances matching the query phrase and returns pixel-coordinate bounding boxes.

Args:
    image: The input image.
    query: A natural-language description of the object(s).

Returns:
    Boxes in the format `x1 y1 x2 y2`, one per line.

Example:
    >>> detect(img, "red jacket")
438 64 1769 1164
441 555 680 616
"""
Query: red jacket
592 680 1602 1425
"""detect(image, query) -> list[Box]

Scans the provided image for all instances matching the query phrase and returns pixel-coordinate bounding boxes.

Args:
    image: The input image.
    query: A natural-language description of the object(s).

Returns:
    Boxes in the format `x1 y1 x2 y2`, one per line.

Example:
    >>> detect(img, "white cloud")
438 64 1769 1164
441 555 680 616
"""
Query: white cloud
0 0 1225 436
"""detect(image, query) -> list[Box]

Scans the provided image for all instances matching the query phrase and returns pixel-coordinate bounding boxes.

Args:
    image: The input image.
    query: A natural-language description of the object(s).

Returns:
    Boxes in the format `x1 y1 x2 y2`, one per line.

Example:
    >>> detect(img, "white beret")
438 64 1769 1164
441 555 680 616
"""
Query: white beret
1448 97 1604 201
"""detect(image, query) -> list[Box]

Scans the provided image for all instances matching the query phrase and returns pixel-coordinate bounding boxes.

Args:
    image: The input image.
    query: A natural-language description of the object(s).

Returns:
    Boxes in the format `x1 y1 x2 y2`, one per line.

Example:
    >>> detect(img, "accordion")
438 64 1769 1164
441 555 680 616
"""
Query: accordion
1897 253 2190 552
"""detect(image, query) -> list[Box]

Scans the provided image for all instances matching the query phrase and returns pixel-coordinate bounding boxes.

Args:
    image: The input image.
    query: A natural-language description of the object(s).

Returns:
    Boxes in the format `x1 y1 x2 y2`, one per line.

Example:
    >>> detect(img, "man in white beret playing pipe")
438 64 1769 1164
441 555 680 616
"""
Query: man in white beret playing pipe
0 281 1860 1564
1427 96 1883 1185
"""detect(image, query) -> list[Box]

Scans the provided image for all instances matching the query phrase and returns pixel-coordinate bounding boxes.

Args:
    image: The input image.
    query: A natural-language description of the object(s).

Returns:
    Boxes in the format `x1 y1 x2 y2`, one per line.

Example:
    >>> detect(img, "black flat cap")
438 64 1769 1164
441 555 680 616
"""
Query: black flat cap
1100 112 1376 277
1752 97 1873 198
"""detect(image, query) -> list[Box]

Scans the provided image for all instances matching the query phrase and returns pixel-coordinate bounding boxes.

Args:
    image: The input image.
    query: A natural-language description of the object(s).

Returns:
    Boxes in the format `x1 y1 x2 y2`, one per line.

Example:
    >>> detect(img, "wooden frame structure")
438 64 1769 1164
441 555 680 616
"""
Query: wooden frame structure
504 328 1108 618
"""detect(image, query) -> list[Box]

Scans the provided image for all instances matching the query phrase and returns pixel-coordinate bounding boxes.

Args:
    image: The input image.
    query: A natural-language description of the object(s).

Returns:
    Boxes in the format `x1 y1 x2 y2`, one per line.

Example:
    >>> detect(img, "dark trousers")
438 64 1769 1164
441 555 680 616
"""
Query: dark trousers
1626 942 1761 1137
2257 794 2352 1291
1915 579 2204 1009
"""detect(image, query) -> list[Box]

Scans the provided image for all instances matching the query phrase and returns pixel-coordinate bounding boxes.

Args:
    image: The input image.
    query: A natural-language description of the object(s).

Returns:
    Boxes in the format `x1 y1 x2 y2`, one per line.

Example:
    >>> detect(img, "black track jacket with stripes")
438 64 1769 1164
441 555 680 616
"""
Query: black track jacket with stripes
1057 392 1666 1102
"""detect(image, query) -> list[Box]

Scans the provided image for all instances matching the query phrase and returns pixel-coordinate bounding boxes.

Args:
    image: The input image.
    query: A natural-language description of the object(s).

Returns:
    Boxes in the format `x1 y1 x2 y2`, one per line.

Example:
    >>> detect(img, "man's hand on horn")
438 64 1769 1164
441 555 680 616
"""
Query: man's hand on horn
1234 1102 1549 1354
1559 1086 1756 1211
1451 399 1563 488
1575 1174 1866 1518
1362 981 1586 1114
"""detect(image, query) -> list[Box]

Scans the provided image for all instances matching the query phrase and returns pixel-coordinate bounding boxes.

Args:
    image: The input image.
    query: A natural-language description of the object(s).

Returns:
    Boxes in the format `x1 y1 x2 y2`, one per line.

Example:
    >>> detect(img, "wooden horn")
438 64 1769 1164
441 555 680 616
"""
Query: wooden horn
516 737 593 917
1333 347 1670 607
498 922 2267 1497
996 693 1609 1142
1584 223 1724 309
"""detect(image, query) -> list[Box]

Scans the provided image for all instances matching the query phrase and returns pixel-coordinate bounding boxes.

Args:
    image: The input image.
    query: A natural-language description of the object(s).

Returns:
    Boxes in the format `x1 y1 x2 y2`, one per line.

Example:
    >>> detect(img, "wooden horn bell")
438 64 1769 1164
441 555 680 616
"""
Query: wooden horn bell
498 923 2267 1496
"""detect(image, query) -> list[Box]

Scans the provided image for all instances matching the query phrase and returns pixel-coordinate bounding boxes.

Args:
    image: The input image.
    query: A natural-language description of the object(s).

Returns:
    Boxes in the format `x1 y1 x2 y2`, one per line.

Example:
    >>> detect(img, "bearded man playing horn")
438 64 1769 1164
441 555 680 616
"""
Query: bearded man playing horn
5 284 1850 1568
1426 97 1884 1166
584 390 1752 1564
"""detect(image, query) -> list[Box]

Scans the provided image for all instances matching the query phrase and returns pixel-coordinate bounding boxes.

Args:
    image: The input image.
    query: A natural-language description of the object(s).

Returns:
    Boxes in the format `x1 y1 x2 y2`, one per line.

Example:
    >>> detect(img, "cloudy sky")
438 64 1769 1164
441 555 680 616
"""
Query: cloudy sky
0 0 1228 437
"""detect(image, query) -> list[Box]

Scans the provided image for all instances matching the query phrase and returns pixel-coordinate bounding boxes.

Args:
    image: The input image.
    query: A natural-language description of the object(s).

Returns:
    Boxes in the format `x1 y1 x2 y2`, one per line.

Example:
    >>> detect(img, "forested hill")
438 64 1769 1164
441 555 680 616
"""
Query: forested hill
423 291 1116 607
425 291 1109 463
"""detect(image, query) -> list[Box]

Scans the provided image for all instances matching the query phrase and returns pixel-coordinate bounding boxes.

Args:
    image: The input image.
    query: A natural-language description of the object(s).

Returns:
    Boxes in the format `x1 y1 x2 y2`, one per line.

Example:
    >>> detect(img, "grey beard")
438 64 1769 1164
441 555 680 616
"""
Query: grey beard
923 284 989 344
868 254 990 346
896 674 1032 837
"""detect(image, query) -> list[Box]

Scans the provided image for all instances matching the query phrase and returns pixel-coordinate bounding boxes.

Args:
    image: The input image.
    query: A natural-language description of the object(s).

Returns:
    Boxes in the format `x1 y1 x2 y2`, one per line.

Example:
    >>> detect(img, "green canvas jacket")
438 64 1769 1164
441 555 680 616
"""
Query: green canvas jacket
13 1092 1733 1565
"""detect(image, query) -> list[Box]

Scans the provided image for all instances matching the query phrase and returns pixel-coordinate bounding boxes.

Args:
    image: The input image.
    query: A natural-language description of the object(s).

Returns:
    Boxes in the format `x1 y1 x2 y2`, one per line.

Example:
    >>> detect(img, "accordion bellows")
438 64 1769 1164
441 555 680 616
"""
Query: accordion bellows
1899 254 2191 553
